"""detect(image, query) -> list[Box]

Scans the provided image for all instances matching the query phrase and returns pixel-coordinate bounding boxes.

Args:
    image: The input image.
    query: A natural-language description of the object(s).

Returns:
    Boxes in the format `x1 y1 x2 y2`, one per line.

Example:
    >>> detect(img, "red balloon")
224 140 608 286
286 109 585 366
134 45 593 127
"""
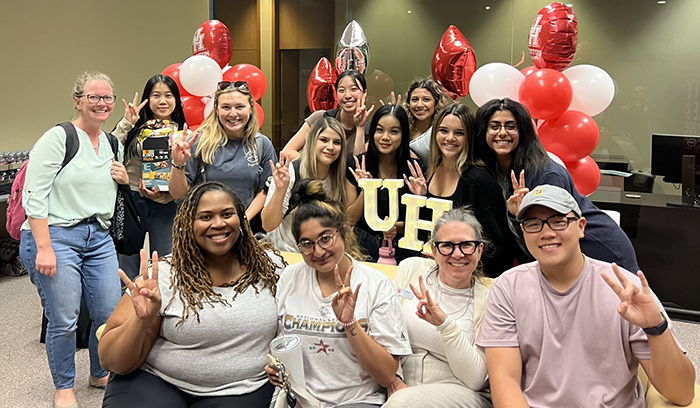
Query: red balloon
518 68 573 119
307 57 338 112
521 66 538 76
565 155 601 196
182 96 206 127
192 20 233 69
432 25 477 99
255 102 264 129
222 63 267 101
528 2 578 71
366 70 394 98
161 63 192 97
539 110 599 162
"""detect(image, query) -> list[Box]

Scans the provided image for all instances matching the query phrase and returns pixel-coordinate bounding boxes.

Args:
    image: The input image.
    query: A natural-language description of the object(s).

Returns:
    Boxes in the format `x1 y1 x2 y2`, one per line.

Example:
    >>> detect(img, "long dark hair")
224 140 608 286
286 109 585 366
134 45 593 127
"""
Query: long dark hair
335 69 367 91
123 74 186 159
365 104 412 179
474 98 550 177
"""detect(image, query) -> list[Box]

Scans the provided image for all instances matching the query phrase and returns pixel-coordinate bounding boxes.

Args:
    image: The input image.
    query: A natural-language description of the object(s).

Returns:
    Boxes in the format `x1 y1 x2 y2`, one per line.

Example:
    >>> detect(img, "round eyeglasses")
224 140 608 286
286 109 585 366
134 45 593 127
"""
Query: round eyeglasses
521 215 580 233
297 230 338 255
434 240 481 256
78 94 116 105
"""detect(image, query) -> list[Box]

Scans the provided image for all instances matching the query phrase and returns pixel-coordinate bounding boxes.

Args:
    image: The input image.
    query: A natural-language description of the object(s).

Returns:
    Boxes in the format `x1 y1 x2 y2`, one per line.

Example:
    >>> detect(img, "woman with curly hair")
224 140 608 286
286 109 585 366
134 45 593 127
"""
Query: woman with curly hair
265 179 411 407
404 78 450 163
99 181 284 408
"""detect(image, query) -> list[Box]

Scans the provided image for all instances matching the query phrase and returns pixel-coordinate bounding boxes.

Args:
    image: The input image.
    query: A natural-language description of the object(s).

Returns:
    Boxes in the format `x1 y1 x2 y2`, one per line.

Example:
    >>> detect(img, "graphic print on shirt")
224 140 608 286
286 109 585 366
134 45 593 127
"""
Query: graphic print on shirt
283 314 369 339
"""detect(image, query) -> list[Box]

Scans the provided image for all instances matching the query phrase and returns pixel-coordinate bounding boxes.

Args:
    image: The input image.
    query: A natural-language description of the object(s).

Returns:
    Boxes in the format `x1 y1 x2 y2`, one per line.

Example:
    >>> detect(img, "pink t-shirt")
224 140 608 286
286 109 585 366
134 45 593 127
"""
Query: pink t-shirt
476 256 681 408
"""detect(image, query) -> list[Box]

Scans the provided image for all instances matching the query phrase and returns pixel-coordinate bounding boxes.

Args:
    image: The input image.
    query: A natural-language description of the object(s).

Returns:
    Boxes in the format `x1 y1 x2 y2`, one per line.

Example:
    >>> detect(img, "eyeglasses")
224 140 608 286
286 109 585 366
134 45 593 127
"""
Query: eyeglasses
78 94 116 105
521 215 580 233
434 240 481 256
297 230 338 255
488 122 518 133
218 81 249 91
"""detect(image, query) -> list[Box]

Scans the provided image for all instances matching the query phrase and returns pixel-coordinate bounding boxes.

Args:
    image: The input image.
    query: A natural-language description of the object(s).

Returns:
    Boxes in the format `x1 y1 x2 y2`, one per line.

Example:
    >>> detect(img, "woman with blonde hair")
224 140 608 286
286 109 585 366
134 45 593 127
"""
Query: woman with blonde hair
262 117 352 251
169 80 277 222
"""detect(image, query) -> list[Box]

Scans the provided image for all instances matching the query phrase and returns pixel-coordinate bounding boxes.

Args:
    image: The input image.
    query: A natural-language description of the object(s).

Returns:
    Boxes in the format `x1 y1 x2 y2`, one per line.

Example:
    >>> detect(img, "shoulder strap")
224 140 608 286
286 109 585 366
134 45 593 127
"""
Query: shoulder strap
56 122 79 173
255 133 265 167
106 132 120 161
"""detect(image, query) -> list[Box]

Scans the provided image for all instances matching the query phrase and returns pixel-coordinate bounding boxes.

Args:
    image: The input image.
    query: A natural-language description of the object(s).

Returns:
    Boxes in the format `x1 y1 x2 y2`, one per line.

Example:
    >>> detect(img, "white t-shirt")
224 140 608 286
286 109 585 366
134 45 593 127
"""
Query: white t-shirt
408 127 432 164
476 256 682 408
264 162 298 252
276 258 412 408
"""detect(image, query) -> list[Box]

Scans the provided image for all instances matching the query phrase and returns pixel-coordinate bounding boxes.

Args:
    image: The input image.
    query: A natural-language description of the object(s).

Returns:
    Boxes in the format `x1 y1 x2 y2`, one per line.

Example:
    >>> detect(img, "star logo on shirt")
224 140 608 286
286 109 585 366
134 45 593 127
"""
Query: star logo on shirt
314 339 330 354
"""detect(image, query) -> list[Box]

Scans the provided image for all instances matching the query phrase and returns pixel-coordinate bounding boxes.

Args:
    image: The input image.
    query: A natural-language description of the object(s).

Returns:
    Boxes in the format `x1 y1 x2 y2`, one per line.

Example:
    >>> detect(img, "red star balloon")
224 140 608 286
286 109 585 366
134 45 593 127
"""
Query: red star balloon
308 57 338 112
432 25 477 99
528 2 578 71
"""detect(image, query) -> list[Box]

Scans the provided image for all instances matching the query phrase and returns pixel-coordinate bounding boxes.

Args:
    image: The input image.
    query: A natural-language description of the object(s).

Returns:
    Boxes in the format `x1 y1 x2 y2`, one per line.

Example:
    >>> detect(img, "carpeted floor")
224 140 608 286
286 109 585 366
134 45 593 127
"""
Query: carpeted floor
2 273 699 408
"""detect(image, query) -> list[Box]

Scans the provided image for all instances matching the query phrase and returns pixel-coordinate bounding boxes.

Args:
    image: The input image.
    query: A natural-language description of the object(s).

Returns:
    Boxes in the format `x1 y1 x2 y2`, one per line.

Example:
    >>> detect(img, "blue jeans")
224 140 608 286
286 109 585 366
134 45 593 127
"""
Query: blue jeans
20 219 122 389
118 190 176 280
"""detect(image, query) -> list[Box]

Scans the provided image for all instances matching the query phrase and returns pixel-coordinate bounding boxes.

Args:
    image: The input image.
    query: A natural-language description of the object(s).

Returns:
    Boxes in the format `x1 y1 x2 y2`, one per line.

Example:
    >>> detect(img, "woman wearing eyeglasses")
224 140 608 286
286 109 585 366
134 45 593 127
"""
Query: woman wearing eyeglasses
405 103 514 277
385 208 493 408
169 80 276 226
472 98 639 272
265 179 411 407
19 72 127 408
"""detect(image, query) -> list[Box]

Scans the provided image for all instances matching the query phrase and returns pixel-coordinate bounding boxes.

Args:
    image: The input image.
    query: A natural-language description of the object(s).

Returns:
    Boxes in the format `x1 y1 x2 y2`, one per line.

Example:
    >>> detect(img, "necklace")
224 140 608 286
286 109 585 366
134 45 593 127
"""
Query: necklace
427 269 474 321
218 259 240 287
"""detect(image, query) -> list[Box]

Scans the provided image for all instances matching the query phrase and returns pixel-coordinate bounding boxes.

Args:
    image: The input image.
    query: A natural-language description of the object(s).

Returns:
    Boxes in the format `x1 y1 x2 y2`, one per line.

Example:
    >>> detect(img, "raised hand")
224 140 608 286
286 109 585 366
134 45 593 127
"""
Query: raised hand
171 124 199 167
349 155 372 183
122 92 148 126
269 155 291 190
332 264 362 325
119 250 161 323
403 160 427 196
410 275 448 326
110 159 129 185
138 179 164 200
379 91 402 107
507 170 529 216
601 264 665 329
353 93 375 128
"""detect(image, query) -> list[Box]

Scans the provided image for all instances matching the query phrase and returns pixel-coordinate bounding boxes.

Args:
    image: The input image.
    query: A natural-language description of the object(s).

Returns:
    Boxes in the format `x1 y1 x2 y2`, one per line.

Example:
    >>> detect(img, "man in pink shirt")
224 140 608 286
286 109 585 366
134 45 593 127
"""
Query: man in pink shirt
476 184 695 408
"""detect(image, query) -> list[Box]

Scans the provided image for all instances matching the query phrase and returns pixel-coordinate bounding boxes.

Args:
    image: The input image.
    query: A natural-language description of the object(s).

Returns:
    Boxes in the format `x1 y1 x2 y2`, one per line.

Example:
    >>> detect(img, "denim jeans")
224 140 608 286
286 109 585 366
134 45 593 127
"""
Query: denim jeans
20 219 122 389
118 190 177 280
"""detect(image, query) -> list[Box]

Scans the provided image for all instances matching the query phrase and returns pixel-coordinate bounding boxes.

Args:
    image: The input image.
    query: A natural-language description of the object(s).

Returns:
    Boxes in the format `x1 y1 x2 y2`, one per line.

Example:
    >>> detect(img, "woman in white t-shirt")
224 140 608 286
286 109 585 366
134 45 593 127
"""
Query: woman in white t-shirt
384 207 493 408
261 117 353 252
266 179 411 408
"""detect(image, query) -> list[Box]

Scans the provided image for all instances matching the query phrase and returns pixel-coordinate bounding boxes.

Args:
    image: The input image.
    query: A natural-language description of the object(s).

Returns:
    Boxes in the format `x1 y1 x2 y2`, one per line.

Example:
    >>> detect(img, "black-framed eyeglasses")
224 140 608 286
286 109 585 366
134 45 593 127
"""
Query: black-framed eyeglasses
521 214 580 233
297 230 338 255
218 80 249 91
78 94 116 105
434 240 481 256
488 122 518 133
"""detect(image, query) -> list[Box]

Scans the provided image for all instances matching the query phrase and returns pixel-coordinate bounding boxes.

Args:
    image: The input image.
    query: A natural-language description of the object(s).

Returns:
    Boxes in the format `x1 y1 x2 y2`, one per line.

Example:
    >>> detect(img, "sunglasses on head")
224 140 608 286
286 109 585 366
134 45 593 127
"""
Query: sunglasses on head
218 81 249 91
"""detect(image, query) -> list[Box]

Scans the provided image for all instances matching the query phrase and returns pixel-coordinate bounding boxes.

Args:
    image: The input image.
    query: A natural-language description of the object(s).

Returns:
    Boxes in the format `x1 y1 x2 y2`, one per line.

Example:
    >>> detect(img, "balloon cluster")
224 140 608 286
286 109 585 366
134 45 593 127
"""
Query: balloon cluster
160 20 268 130
466 3 613 196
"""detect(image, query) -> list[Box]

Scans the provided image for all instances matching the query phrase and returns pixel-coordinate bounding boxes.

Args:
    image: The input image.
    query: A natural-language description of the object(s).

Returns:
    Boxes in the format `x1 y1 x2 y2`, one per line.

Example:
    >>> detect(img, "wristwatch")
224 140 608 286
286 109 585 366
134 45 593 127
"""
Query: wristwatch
643 313 668 336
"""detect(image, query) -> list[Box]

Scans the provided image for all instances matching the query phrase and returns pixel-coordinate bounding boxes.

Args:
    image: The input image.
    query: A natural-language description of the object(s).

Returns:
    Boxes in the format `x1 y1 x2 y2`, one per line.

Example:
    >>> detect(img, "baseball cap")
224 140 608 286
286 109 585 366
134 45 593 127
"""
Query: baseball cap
516 184 582 221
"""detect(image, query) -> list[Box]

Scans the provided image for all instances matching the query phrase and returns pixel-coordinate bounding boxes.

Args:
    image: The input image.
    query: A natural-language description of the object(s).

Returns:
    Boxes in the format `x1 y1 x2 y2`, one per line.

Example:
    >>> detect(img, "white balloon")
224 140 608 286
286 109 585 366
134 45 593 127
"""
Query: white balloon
563 64 614 117
203 95 215 119
469 63 525 107
180 55 223 97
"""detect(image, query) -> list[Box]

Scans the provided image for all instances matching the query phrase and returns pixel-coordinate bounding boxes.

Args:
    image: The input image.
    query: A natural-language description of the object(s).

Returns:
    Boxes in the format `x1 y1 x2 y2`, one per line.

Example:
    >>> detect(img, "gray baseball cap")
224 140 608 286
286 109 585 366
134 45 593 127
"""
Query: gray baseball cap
516 184 582 221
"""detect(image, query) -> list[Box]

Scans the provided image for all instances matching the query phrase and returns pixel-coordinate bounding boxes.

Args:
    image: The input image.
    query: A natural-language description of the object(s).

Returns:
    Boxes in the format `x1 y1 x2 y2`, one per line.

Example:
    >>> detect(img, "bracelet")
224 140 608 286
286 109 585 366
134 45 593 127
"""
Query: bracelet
171 161 186 170
339 316 357 328
643 312 668 336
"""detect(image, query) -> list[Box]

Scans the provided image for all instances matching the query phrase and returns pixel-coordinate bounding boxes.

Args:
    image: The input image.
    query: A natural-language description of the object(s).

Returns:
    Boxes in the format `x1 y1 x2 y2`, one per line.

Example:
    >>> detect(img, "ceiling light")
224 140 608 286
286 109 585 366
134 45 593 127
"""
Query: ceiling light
408 10 412 13
485 6 491 10
657 0 666 3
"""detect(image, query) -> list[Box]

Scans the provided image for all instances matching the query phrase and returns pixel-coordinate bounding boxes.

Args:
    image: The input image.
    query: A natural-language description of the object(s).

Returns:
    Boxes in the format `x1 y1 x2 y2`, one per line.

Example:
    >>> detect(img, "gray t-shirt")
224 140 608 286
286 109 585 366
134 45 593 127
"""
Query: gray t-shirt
476 256 682 408
141 259 280 396
185 133 276 208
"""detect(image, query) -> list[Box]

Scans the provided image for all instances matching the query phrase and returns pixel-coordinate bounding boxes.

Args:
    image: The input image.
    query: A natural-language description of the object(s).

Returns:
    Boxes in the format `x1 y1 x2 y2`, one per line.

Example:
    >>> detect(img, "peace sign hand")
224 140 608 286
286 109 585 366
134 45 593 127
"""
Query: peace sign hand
507 170 529 216
332 264 362 324
122 92 149 126
601 264 665 330
410 275 448 326
403 160 427 196
269 155 291 190
349 155 372 183
119 250 161 323
353 93 375 128
171 124 199 167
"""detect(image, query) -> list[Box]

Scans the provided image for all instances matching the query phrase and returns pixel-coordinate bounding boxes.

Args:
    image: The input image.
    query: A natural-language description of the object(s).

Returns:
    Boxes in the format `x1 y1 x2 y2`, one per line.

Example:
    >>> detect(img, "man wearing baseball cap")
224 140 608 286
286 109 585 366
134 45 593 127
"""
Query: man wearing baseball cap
476 185 695 407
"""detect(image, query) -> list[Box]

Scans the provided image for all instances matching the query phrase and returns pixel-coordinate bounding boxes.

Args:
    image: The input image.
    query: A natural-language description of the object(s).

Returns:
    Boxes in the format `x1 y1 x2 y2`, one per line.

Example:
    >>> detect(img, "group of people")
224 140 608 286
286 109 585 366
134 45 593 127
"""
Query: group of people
18 69 695 408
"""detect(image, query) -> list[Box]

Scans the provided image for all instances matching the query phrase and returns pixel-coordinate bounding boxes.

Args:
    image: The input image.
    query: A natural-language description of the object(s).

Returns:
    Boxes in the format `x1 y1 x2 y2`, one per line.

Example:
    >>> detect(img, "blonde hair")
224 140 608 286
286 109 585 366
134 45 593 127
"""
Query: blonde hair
428 103 483 178
195 86 259 164
72 71 114 119
299 117 347 206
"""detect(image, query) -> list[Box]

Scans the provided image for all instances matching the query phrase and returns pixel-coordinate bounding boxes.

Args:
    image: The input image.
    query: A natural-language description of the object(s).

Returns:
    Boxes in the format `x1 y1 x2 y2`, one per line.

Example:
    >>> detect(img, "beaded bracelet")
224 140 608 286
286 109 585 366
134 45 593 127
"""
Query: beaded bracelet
339 316 357 328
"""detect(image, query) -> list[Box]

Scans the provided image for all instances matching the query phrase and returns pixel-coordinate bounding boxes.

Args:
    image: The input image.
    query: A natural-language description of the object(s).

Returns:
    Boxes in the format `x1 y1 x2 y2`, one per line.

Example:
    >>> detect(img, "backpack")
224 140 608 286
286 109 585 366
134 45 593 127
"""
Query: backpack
6 122 119 241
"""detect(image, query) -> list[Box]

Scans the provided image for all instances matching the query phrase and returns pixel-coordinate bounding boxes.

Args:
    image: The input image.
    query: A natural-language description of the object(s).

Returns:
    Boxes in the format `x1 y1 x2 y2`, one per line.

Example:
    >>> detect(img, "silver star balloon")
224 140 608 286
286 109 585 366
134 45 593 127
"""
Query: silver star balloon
335 20 370 75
